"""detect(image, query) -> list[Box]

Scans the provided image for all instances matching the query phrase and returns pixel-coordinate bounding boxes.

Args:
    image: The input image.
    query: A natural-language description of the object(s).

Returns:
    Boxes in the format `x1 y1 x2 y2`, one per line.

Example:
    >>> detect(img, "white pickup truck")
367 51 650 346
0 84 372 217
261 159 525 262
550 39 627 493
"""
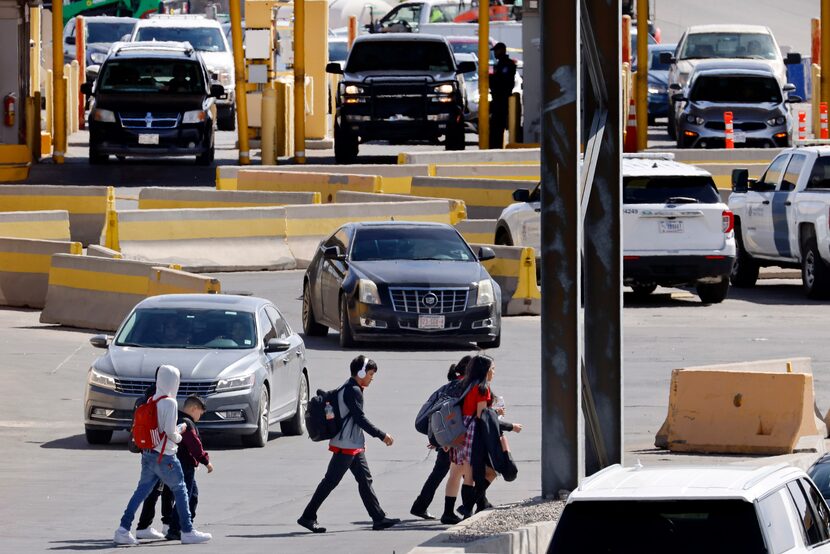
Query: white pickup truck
729 144 830 299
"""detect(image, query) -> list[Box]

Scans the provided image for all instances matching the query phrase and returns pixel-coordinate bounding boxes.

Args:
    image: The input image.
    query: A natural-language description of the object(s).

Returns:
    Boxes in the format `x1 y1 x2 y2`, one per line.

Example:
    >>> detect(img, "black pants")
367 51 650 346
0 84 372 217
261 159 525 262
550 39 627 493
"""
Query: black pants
416 448 451 504
168 465 198 533
490 99 509 149
136 479 174 530
302 451 385 523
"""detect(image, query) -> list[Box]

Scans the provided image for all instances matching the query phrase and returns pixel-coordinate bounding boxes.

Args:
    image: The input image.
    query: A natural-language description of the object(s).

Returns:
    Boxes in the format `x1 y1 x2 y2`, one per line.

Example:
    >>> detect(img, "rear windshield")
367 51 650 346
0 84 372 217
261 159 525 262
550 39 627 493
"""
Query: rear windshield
679 32 777 61
98 59 205 93
351 227 474 262
87 21 135 44
549 500 765 553
135 26 226 52
346 40 454 73
450 41 496 64
624 176 721 204
691 75 781 104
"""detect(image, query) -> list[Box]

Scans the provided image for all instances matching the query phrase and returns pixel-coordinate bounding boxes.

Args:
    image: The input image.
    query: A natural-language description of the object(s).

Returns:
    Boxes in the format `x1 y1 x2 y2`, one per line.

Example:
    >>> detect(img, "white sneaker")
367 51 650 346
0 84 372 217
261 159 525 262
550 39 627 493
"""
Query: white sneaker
113 527 138 545
135 527 165 539
181 529 212 544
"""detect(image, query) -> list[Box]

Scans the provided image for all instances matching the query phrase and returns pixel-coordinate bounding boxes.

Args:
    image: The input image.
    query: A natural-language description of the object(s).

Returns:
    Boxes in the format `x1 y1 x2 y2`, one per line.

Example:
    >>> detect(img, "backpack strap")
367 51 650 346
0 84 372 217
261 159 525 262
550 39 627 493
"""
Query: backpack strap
335 384 353 441
150 395 169 463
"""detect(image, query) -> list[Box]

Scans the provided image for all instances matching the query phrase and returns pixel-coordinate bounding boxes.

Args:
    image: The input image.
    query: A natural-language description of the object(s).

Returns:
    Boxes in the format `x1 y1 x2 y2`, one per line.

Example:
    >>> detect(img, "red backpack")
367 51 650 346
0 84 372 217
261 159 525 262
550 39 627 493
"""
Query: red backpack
131 395 168 462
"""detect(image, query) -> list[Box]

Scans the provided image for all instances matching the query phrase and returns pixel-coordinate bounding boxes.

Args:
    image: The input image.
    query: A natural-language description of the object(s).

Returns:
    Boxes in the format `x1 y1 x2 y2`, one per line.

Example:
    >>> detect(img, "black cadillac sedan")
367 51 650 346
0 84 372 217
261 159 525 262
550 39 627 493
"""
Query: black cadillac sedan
302 222 502 348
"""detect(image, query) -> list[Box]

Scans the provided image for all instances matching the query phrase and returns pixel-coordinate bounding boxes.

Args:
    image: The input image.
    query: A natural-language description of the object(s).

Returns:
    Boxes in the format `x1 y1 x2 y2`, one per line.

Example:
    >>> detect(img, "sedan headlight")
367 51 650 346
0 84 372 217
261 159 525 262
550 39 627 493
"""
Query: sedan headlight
358 279 381 305
434 83 455 94
90 52 107 64
92 108 115 123
88 368 116 390
475 279 495 306
767 115 787 126
344 84 363 95
685 114 705 125
182 110 207 124
216 373 255 393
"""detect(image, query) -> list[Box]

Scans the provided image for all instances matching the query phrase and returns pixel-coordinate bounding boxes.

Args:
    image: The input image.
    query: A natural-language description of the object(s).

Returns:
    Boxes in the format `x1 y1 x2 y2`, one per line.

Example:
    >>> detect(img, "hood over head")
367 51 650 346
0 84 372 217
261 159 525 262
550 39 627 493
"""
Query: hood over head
154 364 180 400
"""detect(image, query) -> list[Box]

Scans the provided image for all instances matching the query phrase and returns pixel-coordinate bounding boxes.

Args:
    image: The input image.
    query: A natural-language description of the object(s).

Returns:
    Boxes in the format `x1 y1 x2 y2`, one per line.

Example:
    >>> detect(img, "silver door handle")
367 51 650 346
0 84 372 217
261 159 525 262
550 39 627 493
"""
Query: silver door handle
295 351 302 357
762 200 770 205
282 358 289 365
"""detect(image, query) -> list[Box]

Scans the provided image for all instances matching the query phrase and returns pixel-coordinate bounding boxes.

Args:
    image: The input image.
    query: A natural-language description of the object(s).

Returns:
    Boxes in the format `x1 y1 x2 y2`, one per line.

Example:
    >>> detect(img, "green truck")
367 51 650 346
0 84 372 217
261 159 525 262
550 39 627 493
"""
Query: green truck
62 0 191 26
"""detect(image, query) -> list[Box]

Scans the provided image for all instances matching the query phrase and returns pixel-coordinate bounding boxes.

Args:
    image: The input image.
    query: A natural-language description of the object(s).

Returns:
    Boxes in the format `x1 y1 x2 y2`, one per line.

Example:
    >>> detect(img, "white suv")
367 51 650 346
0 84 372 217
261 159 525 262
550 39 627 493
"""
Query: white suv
131 15 236 131
495 154 736 303
548 464 830 553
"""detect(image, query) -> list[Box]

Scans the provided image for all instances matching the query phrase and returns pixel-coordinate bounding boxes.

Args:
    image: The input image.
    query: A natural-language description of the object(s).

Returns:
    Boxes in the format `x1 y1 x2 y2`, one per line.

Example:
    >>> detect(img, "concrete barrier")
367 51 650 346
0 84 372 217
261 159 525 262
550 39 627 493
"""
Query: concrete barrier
285 201 454 267
456 220 497 244
105 208 296 272
471 243 540 316
335 191 467 224
398 148 540 165
0 238 82 308
0 210 71 241
432 164 540 181
655 358 827 455
218 164 431 193
138 187 321 209
234 170 382 203
148 266 221 296
410 177 531 219
86 245 123 259
0 185 112 245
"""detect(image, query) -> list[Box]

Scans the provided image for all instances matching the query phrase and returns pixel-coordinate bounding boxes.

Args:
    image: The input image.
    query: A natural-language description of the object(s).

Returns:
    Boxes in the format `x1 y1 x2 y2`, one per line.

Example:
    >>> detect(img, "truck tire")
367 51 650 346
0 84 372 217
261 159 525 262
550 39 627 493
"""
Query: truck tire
445 122 466 151
334 122 358 163
696 277 729 304
631 283 657 299
730 226 759 288
801 237 830 299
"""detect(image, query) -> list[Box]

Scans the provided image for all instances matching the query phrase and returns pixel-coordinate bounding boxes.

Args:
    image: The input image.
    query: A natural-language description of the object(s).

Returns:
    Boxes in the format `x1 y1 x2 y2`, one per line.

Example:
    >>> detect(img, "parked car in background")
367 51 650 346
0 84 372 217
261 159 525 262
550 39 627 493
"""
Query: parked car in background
547 464 830 553
328 36 349 67
673 60 799 149
302 222 502 348
809 454 830 502
645 42 676 124
131 14 236 130
370 0 465 32
629 28 657 69
454 52 481 132
84 294 309 448
63 16 137 83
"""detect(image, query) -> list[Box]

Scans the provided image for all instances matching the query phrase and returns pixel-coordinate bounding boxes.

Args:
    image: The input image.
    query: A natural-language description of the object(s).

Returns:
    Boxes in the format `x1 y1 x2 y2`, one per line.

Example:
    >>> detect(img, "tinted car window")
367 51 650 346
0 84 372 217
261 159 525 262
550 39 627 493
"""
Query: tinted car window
351 227 474 262
548 499 765 553
806 156 830 190
809 460 830 498
135 26 227 52
87 21 135 44
623 176 721 204
329 40 348 62
787 480 824 545
803 478 830 541
347 40 454 72
265 306 290 339
650 49 672 70
450 41 496 64
115 308 256 349
98 59 205 93
759 155 788 188
679 32 777 60
690 76 782 104
758 490 797 554
780 154 806 191
257 308 277 345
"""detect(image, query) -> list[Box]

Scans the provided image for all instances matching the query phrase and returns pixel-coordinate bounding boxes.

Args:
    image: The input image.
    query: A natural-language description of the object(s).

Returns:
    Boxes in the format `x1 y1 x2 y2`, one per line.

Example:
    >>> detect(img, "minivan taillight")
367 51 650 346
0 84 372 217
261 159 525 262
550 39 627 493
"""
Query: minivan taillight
722 210 734 234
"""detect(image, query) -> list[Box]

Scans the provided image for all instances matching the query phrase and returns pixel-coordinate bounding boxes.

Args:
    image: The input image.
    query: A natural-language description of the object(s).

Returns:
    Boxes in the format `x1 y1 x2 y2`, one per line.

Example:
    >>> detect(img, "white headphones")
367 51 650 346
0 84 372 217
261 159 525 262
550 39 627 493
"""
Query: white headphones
357 357 369 379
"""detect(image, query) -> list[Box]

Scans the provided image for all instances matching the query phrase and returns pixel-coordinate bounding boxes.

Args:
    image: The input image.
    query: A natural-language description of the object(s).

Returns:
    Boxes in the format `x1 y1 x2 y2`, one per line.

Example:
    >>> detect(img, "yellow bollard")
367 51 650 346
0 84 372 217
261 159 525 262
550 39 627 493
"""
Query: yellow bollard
478 0 490 150
229 0 250 165
70 61 80 133
305 0 329 140
261 86 277 165
52 0 66 163
45 69 53 137
276 79 295 158
813 64 822 137
294 0 306 163
636 0 648 150
508 92 522 144
30 7 42 96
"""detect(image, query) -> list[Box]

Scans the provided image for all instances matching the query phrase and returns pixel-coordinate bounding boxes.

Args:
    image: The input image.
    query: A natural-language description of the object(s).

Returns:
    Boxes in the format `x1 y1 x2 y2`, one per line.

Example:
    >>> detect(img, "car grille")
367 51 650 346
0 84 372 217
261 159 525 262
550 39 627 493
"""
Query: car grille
114 378 218 396
389 287 469 314
704 121 767 131
370 83 428 120
120 112 179 129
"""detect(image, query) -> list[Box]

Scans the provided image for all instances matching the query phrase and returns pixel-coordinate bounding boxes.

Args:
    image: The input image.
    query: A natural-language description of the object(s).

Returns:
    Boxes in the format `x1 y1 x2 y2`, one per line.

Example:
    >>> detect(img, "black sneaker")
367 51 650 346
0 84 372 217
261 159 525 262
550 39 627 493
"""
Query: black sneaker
372 517 401 531
297 517 326 533
409 507 436 520
440 513 462 525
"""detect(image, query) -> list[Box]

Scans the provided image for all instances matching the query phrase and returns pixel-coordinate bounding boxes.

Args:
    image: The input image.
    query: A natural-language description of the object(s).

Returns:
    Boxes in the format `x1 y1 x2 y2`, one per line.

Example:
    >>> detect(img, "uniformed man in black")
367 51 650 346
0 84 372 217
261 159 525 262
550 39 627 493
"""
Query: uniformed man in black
489 42 517 149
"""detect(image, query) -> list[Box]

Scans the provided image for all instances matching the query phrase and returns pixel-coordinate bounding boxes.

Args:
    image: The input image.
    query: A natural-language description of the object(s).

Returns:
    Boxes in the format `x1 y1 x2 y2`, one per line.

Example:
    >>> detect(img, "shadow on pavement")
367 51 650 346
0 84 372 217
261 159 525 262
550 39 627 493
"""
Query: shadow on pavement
40 434 125 451
48 538 120 551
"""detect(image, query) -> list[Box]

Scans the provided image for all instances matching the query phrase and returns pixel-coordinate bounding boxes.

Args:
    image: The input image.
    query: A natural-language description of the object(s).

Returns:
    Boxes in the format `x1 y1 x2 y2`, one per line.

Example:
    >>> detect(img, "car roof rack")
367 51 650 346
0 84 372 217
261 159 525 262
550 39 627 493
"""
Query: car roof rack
112 41 194 56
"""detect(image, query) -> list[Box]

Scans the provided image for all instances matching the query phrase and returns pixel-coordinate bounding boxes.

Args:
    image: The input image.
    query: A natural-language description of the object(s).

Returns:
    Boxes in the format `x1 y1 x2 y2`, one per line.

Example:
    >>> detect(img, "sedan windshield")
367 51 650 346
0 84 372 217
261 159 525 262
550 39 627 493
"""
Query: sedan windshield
351 227 475 262
87 21 135 44
115 308 257 349
97 59 205 93
690 75 781 104
135 27 227 52
680 32 777 60
346 41 454 72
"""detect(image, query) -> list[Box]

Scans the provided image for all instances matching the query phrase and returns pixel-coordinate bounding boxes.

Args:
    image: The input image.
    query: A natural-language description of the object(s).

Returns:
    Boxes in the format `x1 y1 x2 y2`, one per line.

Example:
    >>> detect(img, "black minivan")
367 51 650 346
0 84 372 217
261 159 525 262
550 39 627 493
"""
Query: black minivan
81 41 224 165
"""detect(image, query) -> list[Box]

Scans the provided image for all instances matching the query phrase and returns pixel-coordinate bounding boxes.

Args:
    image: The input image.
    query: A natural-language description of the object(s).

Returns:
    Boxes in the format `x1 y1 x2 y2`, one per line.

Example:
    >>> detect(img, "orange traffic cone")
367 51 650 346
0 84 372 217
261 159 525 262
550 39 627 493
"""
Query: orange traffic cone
624 96 637 152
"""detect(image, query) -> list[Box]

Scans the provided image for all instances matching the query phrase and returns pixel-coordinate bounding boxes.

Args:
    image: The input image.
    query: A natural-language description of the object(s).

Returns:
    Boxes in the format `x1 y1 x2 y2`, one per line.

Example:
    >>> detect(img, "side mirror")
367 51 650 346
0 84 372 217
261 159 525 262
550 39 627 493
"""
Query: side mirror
512 188 530 202
66 36 76 46
265 338 291 353
323 245 346 261
210 83 225 98
80 82 93 96
89 335 110 348
456 61 476 75
326 62 344 74
658 51 675 65
731 169 749 193
478 246 496 261
783 83 796 92
785 52 802 65
671 93 686 103
787 94 804 104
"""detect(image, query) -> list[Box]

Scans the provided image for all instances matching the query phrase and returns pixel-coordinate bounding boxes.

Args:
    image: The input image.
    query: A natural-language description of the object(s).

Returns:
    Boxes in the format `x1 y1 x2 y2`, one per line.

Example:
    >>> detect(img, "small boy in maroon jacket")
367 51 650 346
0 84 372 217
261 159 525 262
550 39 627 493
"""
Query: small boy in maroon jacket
166 395 214 541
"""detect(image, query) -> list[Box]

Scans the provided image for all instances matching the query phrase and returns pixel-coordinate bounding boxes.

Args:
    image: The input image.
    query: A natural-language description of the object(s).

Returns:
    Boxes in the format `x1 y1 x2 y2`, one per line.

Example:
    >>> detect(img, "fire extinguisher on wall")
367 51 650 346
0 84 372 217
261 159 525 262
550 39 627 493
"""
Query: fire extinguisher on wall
3 93 15 127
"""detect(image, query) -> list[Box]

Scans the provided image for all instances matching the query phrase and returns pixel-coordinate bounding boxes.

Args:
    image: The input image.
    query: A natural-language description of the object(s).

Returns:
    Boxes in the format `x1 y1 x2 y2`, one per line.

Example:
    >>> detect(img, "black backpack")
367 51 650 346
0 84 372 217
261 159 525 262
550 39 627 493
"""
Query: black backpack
414 380 466 435
306 385 348 442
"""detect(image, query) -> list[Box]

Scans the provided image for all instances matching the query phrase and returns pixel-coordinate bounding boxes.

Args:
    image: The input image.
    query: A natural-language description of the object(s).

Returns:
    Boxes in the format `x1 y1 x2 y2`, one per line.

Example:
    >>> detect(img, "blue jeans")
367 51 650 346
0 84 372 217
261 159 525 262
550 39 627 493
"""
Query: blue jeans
119 451 193 533
168 464 198 533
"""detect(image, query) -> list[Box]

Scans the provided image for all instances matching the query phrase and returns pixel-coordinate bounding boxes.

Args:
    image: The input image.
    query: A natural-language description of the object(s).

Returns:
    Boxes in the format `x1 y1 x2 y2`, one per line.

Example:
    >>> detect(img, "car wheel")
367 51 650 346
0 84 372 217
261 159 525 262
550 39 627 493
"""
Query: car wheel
89 149 108 165
495 226 514 246
631 283 657 299
242 386 269 447
217 105 236 131
334 122 358 164
445 121 466 151
339 294 356 348
302 283 328 336
196 147 215 166
730 225 759 288
280 373 309 436
802 236 830 299
477 329 501 349
85 427 113 445
696 277 729 304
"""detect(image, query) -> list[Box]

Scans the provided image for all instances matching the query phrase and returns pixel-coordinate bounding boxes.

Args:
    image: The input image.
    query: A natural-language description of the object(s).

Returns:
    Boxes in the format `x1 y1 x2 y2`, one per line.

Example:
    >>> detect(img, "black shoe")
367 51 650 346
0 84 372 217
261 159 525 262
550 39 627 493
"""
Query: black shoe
297 517 326 533
165 530 181 541
475 499 494 513
457 505 473 520
410 506 436 520
440 513 462 525
372 517 401 531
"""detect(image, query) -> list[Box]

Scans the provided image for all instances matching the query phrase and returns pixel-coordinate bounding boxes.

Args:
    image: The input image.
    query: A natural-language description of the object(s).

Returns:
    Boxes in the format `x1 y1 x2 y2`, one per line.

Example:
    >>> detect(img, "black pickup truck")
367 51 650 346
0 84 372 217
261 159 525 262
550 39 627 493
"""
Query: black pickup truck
326 34 474 163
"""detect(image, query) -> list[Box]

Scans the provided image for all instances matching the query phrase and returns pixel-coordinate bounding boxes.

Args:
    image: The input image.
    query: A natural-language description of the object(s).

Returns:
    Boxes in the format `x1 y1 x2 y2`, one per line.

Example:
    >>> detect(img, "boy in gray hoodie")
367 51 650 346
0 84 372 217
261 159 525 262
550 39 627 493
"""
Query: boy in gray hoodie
113 365 213 545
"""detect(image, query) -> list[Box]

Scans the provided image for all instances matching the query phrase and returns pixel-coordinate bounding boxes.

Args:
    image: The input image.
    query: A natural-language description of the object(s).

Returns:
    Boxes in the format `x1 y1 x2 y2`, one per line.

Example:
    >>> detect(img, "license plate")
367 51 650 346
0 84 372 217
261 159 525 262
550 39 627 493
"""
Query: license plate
138 134 159 145
659 221 684 233
732 130 746 144
418 315 445 329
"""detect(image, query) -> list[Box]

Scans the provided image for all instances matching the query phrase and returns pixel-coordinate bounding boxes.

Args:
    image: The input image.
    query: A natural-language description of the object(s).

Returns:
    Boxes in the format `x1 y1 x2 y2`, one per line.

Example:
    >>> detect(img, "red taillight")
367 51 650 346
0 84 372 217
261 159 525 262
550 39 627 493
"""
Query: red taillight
722 210 734 234
623 256 640 261
705 255 726 260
